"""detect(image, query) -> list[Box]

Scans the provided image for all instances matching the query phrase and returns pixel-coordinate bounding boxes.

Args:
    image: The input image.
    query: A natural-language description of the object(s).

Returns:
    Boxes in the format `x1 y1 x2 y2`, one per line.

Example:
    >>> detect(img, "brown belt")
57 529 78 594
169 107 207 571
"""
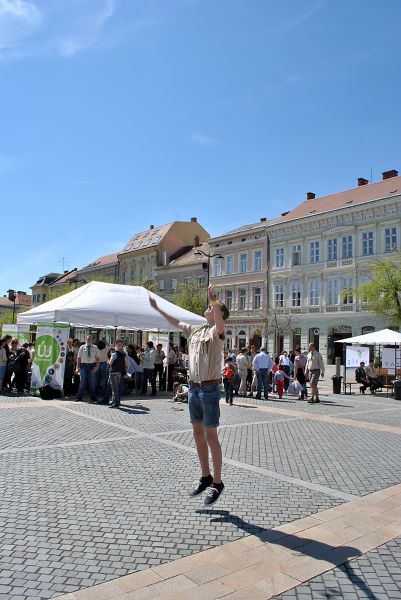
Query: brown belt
189 379 220 388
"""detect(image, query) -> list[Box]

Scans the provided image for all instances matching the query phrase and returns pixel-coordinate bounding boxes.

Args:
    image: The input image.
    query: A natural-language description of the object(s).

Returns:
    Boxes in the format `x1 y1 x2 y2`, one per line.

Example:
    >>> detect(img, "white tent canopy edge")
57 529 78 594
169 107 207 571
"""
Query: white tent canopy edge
334 328 401 346
17 281 206 331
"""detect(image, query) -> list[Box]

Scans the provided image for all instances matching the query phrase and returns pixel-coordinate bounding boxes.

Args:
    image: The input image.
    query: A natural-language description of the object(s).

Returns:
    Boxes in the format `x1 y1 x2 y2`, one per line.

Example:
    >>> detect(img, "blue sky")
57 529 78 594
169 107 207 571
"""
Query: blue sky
1 0 401 295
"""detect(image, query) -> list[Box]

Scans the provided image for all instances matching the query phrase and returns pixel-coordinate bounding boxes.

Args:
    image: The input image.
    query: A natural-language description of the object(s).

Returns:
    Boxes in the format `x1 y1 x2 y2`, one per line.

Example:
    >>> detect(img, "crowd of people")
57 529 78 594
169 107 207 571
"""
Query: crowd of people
222 343 325 404
0 335 34 394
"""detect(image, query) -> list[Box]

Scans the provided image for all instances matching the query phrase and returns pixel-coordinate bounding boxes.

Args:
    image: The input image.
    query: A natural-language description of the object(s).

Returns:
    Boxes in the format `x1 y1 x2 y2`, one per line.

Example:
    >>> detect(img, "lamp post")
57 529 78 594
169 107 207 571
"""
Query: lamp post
194 250 224 307
7 289 16 324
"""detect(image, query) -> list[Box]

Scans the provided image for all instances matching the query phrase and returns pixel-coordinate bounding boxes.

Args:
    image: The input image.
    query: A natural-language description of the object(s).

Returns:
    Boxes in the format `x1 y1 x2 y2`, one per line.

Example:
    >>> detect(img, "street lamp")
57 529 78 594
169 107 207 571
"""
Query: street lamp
7 289 16 324
194 250 224 307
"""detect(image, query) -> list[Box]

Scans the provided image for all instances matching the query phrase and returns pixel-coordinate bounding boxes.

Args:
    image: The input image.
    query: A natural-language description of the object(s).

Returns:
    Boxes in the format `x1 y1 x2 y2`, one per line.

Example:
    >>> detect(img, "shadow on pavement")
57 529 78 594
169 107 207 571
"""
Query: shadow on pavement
196 510 379 600
118 404 151 414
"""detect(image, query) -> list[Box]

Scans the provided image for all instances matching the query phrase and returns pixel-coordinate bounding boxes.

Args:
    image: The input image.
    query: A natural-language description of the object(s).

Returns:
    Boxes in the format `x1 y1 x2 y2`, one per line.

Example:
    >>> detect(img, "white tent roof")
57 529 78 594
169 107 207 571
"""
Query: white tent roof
335 328 401 346
18 281 206 331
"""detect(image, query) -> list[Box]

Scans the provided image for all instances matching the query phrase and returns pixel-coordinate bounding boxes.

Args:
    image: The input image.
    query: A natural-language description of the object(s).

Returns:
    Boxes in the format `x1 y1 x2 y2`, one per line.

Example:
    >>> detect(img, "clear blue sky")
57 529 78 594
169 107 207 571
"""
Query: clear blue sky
2 0 401 295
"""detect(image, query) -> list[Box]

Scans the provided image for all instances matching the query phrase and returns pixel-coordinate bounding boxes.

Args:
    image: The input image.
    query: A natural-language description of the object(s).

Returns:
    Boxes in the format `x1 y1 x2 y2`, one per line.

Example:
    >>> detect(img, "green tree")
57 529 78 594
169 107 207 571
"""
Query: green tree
356 252 401 326
173 282 207 316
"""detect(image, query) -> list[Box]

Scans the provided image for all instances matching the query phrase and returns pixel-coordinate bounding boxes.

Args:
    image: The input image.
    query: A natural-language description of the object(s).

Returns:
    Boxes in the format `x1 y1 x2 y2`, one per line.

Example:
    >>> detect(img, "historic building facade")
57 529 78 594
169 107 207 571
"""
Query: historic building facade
209 219 274 351
267 170 401 363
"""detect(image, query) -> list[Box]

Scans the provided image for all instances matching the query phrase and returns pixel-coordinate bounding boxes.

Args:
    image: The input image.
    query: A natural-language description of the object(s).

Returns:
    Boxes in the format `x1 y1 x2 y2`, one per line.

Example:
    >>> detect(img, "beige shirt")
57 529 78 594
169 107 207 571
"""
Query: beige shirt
306 350 325 374
97 347 109 363
236 354 249 372
179 322 224 383
77 344 99 364
364 364 376 378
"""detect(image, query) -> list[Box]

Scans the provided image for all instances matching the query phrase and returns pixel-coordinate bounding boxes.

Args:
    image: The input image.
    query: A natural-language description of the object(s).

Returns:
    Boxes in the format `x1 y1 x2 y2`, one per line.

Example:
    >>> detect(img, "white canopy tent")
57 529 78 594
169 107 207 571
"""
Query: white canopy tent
334 328 401 346
17 281 206 331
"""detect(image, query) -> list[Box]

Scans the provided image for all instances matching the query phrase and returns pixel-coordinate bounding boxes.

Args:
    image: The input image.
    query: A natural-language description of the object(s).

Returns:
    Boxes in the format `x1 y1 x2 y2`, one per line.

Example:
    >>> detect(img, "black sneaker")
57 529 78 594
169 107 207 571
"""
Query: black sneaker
189 475 213 497
204 482 224 506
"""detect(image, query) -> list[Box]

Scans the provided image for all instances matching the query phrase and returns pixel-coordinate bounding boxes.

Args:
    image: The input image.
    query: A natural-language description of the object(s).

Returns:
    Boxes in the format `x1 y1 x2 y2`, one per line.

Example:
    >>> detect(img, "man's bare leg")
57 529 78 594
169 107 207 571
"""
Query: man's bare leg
192 422 210 477
205 427 222 484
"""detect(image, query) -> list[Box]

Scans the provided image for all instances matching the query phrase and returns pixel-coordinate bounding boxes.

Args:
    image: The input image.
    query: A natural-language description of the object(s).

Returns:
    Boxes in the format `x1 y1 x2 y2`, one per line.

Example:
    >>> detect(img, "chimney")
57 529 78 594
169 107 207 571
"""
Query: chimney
191 217 197 222
260 217 267 222
382 169 399 180
281 211 290 217
358 177 369 187
150 224 154 230
306 192 315 200
194 235 200 247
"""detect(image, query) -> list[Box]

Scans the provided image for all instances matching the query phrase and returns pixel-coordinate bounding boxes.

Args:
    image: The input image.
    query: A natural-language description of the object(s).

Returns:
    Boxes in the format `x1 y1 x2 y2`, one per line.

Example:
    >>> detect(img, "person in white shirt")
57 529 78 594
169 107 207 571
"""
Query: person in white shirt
154 343 166 391
279 351 291 391
236 350 249 396
141 341 157 395
253 348 273 400
75 335 100 403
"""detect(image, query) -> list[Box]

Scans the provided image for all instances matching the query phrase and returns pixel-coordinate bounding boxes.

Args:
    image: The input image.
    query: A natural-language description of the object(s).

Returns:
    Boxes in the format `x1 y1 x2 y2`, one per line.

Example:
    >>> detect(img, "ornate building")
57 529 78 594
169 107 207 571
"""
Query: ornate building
267 170 401 363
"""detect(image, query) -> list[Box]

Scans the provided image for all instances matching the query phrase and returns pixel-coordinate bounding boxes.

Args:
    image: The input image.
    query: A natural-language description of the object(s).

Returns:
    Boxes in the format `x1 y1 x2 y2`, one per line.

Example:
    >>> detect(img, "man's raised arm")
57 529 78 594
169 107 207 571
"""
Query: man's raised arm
148 296 182 330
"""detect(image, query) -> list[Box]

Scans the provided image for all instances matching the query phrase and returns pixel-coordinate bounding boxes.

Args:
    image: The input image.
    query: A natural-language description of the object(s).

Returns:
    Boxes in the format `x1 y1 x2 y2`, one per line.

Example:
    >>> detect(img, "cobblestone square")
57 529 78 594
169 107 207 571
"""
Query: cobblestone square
0 391 400 599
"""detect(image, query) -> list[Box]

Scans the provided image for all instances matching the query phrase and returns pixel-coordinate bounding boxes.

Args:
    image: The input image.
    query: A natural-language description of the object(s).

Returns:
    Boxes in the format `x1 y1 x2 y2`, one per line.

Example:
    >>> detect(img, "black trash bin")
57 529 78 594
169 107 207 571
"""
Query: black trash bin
393 379 401 401
332 375 342 394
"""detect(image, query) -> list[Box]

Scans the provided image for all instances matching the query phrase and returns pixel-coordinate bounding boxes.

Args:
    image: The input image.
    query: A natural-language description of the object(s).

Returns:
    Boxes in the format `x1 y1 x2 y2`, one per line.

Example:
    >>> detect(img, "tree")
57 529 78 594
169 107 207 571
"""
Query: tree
355 252 401 326
263 307 294 352
173 282 207 316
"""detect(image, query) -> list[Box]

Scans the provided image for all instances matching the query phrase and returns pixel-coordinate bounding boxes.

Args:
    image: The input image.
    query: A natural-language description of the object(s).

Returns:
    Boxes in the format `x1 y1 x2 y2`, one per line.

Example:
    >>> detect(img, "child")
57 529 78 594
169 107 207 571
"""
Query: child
273 364 291 399
223 359 236 405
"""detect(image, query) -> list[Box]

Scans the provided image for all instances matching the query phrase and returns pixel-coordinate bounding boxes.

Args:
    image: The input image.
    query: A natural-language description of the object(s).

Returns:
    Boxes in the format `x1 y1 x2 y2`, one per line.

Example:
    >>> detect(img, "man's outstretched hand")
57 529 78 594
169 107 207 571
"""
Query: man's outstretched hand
208 284 218 303
149 296 158 311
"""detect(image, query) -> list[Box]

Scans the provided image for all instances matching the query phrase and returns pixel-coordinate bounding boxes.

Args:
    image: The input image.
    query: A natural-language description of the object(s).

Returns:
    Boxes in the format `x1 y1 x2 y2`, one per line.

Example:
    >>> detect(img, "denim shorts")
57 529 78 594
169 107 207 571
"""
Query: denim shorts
188 383 221 428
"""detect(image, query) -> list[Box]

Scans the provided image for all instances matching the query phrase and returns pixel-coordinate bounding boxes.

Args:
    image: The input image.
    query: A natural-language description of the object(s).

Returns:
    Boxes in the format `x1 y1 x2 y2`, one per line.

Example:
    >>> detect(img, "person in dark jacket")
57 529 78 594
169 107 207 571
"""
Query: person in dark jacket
13 343 31 393
108 341 127 408
355 362 371 394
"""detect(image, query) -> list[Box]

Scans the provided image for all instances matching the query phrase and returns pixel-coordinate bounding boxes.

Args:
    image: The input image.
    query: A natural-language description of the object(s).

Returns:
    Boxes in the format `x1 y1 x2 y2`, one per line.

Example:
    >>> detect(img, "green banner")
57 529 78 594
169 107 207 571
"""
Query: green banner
31 323 70 391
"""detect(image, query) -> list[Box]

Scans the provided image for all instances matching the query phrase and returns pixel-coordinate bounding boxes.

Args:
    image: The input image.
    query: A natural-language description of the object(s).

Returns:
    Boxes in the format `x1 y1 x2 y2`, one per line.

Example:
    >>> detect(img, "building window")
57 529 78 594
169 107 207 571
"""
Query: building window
32 294 36 303
159 280 165 292
342 235 353 259
309 281 320 306
184 277 191 286
214 257 222 277
253 287 261 309
171 278 178 292
238 288 246 310
197 275 205 285
122 272 127 284
149 266 156 280
327 279 339 305
292 244 302 266
327 238 338 261
362 231 374 256
226 255 233 274
310 241 320 263
140 267 144 280
291 282 301 307
275 248 284 268
225 290 233 311
239 253 248 273
342 277 354 304
384 227 398 253
254 250 262 271
274 284 284 307
131 270 136 281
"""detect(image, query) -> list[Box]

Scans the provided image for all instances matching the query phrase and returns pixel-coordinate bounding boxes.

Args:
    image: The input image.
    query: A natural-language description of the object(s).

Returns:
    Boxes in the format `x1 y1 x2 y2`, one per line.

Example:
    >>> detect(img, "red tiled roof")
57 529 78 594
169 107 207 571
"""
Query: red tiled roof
50 269 78 285
278 175 401 224
81 252 119 269
0 294 32 307
120 223 174 254
165 242 210 267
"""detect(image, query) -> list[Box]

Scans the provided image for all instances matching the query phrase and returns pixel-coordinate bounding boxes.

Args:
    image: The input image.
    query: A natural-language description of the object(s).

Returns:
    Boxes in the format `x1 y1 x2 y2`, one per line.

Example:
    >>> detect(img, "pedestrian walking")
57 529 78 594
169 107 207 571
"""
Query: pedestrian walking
279 351 291 391
108 340 128 408
154 343 166 391
223 358 236 405
75 335 100 403
149 284 228 506
252 348 273 400
305 343 325 403
294 346 308 400
141 341 157 395
236 349 248 396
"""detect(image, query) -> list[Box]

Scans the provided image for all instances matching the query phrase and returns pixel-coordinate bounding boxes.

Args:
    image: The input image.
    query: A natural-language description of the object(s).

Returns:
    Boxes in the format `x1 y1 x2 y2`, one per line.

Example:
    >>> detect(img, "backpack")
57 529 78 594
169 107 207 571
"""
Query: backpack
39 385 62 400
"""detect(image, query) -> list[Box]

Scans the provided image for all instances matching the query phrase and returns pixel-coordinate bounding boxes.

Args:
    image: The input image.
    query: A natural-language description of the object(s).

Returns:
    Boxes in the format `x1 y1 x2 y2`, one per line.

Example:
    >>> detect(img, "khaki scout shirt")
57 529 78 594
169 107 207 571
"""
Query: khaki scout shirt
179 322 224 383
306 350 325 374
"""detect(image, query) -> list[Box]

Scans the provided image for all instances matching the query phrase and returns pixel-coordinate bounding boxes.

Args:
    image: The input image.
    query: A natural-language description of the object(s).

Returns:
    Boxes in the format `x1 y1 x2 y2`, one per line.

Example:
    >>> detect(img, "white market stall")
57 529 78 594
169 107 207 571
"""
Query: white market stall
18 281 206 393
335 328 401 394
17 281 206 330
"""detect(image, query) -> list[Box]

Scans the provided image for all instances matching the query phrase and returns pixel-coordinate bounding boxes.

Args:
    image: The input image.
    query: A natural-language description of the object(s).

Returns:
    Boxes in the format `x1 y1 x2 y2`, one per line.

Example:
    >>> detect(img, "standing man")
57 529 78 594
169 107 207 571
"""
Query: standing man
76 335 100 403
108 340 128 408
305 343 325 403
253 348 273 400
154 343 166 391
142 341 157 395
236 348 248 397
149 285 228 506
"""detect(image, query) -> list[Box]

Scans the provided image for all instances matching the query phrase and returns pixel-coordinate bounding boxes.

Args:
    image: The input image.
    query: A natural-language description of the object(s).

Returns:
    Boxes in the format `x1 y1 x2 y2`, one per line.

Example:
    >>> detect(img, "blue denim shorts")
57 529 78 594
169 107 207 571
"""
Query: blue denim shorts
188 383 221 428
